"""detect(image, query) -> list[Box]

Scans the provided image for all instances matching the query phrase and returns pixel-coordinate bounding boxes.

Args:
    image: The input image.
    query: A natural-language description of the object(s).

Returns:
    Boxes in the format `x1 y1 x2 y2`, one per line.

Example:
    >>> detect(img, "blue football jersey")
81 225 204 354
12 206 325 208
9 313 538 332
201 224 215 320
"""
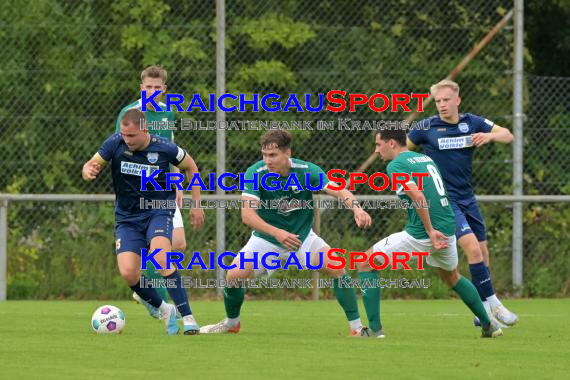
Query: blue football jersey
408 113 494 200
98 134 186 214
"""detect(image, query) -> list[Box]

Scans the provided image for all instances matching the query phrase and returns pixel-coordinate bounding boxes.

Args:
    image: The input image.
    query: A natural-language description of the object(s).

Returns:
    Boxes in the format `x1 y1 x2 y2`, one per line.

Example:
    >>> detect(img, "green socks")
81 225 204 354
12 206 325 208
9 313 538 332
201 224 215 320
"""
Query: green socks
358 271 382 332
333 274 360 322
452 275 491 326
224 286 245 319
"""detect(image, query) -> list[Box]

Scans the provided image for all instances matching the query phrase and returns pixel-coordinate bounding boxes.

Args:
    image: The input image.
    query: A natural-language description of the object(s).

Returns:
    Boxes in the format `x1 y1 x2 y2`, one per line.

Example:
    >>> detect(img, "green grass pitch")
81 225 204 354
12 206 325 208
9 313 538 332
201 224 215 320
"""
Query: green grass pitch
1 299 568 379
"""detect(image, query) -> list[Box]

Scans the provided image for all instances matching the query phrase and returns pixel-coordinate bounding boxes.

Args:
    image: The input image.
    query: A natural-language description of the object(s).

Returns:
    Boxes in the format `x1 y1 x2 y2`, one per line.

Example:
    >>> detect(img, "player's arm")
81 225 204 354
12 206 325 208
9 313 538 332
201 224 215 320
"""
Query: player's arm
323 186 371 228
472 122 514 146
241 196 302 251
82 153 108 181
176 153 205 230
402 182 448 250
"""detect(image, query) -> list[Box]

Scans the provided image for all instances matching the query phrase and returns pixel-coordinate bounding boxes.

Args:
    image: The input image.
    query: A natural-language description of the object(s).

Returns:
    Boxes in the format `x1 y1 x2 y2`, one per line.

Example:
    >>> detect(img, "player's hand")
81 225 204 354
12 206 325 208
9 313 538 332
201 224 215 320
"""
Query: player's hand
190 207 205 231
274 229 302 251
354 208 372 229
176 189 183 208
428 229 449 250
82 161 102 181
471 133 493 147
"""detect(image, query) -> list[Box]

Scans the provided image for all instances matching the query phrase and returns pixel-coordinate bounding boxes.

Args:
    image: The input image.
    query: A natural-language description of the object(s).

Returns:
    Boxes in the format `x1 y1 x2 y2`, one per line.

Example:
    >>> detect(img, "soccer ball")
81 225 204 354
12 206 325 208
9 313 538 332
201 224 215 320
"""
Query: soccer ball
91 305 126 334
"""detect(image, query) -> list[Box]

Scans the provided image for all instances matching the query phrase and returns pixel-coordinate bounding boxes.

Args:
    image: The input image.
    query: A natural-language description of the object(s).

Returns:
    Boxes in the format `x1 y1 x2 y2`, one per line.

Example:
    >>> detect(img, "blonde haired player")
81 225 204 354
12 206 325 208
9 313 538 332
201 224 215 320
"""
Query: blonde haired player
407 79 517 327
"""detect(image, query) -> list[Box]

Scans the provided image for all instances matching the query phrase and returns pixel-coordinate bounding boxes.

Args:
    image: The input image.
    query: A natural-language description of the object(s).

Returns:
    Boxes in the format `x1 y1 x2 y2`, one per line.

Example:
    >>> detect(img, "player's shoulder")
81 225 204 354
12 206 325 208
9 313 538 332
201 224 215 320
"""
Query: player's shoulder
246 159 269 174
148 135 176 150
290 157 313 171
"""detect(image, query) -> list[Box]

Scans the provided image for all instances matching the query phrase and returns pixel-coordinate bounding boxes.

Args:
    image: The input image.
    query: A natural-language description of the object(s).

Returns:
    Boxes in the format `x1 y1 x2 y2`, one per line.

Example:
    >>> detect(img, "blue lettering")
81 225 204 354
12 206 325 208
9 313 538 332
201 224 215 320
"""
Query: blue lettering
218 172 237 191
218 94 237 112
186 173 208 191
283 252 303 270
305 252 323 270
166 173 184 190
239 251 259 270
185 251 207 270
261 252 281 270
283 173 302 191
239 94 259 112
262 94 280 112
262 173 280 191
283 94 303 112
141 248 163 270
166 94 184 112
141 169 163 191
218 251 237 270
186 94 207 112
305 172 324 191
239 172 259 191
166 251 185 270
305 93 324 112
141 90 163 111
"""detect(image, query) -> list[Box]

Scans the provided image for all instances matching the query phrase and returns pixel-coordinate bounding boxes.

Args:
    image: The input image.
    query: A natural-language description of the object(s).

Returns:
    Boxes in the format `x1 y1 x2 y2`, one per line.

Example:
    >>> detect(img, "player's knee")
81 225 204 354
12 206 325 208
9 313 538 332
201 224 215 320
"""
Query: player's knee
119 267 141 285
172 239 186 253
459 237 483 261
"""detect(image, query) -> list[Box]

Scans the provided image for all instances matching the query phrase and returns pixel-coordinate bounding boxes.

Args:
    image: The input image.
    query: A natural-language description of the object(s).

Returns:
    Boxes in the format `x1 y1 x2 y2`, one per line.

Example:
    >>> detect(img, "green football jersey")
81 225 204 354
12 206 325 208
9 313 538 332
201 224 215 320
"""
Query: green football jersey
386 151 456 239
242 158 330 247
115 99 175 141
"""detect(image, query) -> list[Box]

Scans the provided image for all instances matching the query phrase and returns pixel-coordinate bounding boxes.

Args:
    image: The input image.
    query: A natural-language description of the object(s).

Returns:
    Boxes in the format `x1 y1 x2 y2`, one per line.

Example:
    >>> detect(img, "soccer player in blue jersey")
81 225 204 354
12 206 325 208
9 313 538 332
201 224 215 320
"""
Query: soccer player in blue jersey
82 108 205 335
407 79 517 326
116 66 184 318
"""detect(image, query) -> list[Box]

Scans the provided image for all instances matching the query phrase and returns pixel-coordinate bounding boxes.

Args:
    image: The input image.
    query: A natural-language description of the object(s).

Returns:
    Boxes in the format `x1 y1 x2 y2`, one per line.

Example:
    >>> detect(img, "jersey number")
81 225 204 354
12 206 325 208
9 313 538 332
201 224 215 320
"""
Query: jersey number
426 164 448 206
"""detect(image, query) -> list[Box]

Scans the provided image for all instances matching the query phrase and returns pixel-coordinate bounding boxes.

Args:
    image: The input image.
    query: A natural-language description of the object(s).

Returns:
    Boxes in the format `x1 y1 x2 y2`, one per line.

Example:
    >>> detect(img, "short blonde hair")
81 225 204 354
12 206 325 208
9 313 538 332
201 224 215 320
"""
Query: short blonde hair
430 79 460 96
141 65 167 83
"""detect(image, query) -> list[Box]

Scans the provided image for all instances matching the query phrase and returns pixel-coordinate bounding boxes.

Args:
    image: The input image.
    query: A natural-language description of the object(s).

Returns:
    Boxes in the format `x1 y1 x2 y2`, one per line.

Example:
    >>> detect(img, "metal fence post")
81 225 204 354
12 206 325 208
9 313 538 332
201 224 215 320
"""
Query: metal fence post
512 0 525 294
0 200 8 301
215 0 227 296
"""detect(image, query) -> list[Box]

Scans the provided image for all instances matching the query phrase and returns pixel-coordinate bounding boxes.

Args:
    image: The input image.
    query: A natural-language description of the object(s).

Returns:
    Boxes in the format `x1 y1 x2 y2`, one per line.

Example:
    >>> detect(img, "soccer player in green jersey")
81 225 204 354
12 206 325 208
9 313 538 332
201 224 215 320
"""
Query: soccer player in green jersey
115 66 194 318
200 130 373 336
355 128 503 338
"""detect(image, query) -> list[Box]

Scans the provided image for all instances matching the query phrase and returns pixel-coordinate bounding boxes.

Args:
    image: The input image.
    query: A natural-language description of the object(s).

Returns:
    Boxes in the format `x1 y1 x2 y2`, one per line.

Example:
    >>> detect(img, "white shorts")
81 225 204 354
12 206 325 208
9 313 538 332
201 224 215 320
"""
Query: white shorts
173 206 184 229
240 230 328 278
372 231 458 271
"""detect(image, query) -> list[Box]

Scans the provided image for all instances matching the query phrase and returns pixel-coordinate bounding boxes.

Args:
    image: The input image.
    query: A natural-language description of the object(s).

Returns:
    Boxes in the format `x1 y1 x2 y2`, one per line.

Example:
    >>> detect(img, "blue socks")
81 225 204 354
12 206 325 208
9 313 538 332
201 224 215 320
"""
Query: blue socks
164 271 192 317
469 262 496 301
129 276 163 308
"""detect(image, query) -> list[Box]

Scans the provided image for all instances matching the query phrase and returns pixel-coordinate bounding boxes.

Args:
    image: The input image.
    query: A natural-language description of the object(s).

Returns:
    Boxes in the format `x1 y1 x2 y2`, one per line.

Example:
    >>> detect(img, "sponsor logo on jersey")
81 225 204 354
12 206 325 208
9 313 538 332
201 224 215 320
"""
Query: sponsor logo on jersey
458 122 469 133
147 152 159 164
176 147 185 162
120 161 159 176
437 136 473 150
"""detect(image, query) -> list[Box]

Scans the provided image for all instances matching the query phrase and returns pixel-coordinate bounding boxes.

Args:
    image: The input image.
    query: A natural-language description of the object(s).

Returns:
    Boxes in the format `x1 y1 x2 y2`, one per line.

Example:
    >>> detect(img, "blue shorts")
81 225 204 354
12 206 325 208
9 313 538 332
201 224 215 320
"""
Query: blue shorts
115 210 174 255
450 196 487 241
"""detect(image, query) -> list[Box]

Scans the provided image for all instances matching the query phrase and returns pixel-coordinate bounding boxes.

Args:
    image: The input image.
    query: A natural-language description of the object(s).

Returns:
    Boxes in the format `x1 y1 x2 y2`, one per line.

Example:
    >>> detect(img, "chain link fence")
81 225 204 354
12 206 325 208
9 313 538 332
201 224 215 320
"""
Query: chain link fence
1 0 569 299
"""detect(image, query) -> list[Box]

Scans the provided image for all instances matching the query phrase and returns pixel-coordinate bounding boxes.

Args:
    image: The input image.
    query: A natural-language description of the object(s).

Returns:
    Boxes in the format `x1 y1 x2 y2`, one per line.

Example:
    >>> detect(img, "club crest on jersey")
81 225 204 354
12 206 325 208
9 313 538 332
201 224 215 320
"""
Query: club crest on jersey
289 185 302 194
147 152 159 164
458 123 469 133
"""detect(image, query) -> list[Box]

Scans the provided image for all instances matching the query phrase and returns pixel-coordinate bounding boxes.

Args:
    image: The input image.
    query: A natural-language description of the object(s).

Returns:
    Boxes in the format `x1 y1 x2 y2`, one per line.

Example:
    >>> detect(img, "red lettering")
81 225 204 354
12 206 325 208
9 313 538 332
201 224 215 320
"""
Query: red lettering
411 172 428 191
349 93 368 112
369 252 389 270
349 251 367 270
326 169 346 191
411 251 429 270
348 172 368 191
368 93 389 112
391 173 411 191
391 251 411 270
326 90 347 112
368 172 389 191
326 248 346 270
412 93 429 112
391 93 411 112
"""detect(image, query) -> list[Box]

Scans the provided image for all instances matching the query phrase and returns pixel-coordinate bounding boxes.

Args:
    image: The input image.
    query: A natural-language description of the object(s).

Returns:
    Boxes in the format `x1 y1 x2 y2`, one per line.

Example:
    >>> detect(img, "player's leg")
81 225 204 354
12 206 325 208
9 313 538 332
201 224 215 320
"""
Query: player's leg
200 236 265 334
354 247 383 337
429 239 502 338
116 221 162 319
453 200 497 317
149 213 197 335
306 232 364 336
466 201 518 325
